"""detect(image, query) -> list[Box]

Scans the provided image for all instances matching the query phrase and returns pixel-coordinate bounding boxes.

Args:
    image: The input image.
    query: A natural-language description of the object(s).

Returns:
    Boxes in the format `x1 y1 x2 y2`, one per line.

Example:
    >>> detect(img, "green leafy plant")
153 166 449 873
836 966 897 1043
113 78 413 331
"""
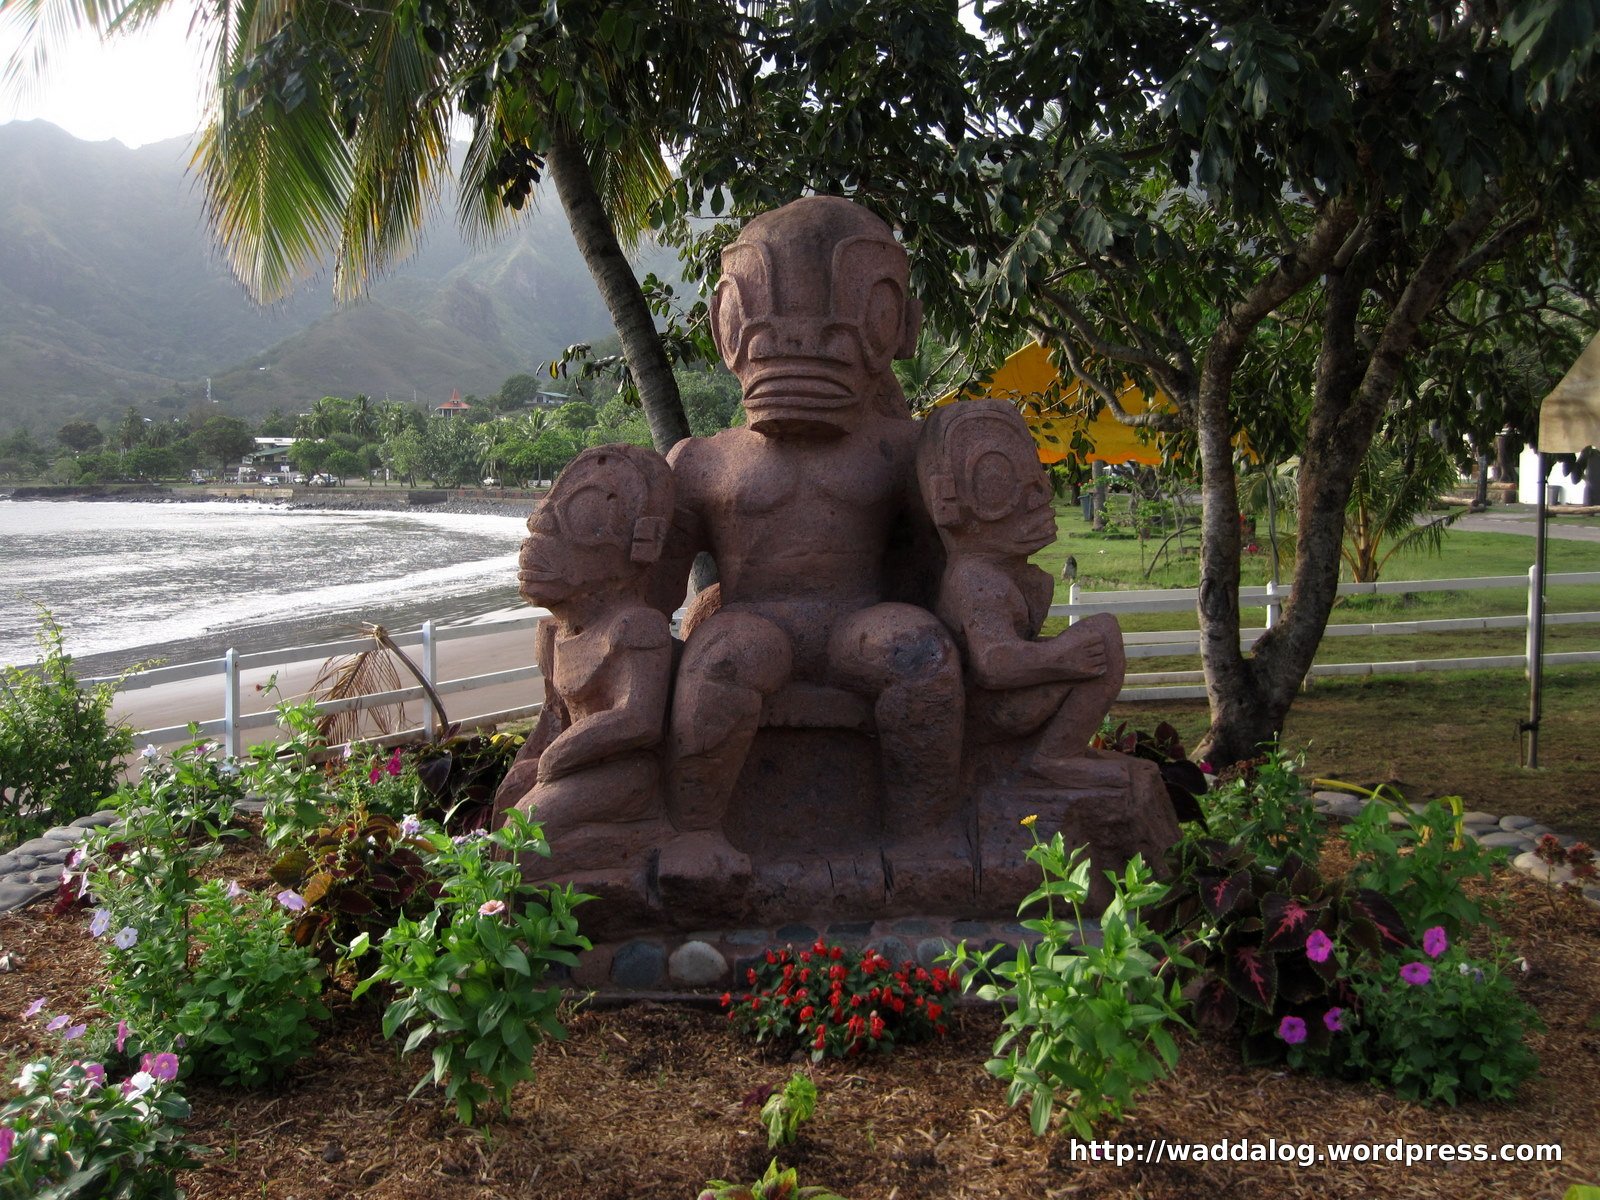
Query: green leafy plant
723 942 954 1062
1170 837 1411 1066
351 807 590 1124
697 1159 848 1200
0 609 135 845
1341 933 1541 1104
1335 785 1503 936
759 1073 818 1150
269 806 435 960
1199 745 1321 868
947 825 1187 1139
1 1019 202 1199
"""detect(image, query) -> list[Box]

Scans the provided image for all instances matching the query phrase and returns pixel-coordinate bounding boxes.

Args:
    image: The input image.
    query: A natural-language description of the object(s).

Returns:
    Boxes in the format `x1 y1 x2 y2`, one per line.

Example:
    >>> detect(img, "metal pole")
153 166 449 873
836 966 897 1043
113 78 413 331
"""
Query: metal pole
223 648 240 759
421 621 438 740
1524 453 1549 768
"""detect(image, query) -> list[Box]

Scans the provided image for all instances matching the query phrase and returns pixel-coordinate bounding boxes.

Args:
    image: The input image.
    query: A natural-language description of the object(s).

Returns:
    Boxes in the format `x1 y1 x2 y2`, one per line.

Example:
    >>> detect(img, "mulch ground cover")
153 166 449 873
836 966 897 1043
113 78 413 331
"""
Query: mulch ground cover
3 824 1598 1200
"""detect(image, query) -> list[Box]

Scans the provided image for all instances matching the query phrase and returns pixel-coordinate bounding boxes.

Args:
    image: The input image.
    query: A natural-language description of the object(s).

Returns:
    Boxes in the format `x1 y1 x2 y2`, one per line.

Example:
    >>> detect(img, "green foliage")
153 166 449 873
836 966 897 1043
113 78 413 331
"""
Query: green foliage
697 1160 848 1200
351 808 590 1125
760 1074 818 1150
723 942 954 1062
0 610 133 846
1342 940 1541 1105
1199 746 1322 869
1340 790 1504 936
949 835 1186 1140
191 414 255 471
0 1053 202 1199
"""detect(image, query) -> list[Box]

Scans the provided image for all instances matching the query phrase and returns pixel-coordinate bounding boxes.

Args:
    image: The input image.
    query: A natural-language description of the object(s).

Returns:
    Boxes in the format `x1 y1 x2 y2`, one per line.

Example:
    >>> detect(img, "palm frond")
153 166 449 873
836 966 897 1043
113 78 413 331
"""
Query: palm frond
309 644 405 747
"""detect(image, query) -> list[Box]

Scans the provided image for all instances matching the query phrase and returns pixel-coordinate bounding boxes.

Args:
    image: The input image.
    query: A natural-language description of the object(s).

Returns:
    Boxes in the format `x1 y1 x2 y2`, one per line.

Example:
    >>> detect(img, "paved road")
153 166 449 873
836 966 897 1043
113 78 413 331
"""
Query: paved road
1452 508 1600 543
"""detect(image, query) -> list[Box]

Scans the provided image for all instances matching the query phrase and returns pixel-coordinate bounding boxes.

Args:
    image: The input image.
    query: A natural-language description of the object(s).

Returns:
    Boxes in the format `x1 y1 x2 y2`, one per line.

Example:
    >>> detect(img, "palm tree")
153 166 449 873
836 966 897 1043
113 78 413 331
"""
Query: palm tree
4 0 745 453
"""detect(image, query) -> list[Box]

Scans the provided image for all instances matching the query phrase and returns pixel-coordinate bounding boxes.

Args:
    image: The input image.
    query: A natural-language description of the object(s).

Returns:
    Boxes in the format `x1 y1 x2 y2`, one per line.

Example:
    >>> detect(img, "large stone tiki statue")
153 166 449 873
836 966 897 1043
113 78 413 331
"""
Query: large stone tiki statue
496 196 1180 965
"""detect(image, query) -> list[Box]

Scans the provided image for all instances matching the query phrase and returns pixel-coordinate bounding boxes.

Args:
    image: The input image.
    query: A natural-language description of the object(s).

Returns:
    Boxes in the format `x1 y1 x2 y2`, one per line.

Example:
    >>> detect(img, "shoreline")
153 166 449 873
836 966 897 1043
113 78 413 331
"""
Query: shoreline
2 484 544 520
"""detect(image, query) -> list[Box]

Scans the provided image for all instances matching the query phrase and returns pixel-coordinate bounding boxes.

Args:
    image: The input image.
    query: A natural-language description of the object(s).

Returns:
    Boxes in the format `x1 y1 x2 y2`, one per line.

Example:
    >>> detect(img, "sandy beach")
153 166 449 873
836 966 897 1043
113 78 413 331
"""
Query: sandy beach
107 617 544 753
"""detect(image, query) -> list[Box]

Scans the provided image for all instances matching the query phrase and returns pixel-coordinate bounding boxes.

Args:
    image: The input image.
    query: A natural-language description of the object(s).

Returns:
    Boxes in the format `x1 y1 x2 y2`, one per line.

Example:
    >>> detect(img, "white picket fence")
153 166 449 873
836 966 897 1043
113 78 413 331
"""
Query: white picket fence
87 569 1600 751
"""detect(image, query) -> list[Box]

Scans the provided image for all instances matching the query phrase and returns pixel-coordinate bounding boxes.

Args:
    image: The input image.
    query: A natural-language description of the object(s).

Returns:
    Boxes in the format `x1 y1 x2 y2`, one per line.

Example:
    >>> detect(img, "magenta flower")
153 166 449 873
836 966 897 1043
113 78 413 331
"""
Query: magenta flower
1305 930 1333 964
1277 1015 1308 1045
141 1052 180 1083
1400 961 1433 986
478 899 506 917
62 1023 87 1041
368 764 383 784
22 997 45 1019
385 748 403 776
1323 1007 1344 1032
1422 926 1448 960
276 890 307 912
82 1063 105 1089
0 1125 12 1168
115 1020 130 1053
45 1014 70 1032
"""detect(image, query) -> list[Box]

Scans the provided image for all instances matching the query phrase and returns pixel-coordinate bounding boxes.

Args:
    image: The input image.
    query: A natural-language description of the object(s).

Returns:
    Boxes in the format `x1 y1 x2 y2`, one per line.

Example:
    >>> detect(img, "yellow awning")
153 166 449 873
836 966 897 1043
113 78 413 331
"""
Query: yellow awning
937 341 1168 465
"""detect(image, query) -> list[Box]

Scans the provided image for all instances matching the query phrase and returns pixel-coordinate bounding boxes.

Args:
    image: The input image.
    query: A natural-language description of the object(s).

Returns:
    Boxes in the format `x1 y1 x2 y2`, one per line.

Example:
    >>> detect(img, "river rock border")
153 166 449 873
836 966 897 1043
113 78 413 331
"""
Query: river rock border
1311 791 1600 907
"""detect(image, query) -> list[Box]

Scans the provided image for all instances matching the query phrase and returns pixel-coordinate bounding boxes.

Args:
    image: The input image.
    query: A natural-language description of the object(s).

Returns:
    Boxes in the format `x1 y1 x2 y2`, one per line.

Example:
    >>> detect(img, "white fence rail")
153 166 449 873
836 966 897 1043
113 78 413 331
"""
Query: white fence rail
85 570 1600 750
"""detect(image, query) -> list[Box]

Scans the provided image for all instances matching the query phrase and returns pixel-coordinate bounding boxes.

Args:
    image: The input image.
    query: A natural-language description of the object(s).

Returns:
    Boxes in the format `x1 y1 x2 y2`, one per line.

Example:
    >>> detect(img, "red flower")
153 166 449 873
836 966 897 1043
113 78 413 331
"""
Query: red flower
927 1003 942 1020
799 1006 814 1021
720 992 732 1008
870 1015 886 1039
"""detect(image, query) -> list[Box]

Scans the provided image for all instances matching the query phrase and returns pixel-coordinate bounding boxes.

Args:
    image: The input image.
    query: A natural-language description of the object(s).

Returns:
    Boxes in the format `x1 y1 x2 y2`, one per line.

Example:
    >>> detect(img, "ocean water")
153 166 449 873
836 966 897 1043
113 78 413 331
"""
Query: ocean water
0 500 530 673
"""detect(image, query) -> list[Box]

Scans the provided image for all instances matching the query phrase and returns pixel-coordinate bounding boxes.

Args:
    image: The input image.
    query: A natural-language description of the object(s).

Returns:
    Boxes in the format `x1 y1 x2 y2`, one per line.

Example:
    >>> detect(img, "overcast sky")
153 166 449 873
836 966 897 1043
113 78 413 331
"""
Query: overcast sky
0 7 207 148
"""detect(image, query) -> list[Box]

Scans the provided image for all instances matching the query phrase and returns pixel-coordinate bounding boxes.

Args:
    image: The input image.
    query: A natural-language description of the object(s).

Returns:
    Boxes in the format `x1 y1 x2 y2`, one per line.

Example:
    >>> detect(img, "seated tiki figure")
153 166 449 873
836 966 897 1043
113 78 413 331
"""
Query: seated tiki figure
917 400 1125 784
496 445 675 896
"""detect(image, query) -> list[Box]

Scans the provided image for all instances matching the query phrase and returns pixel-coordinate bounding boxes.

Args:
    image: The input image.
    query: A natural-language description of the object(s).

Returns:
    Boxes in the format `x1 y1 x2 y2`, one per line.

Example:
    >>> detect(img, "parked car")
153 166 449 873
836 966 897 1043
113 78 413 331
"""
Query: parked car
482 477 500 487
291 472 308 484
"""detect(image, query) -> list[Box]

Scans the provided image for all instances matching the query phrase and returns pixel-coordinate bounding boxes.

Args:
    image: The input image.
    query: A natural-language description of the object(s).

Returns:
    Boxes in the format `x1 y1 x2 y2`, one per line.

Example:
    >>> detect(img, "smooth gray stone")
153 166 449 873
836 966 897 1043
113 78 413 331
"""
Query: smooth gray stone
69 810 120 829
0 854 39 876
1519 824 1554 840
916 937 954 969
875 936 913 968
1459 811 1498 826
1322 796 1365 821
1512 851 1572 884
610 940 666 989
1499 815 1537 831
1584 885 1600 904
23 866 64 887
1387 810 1410 826
10 838 70 861
666 940 728 988
0 880 52 912
40 826 89 843
1476 832 1532 850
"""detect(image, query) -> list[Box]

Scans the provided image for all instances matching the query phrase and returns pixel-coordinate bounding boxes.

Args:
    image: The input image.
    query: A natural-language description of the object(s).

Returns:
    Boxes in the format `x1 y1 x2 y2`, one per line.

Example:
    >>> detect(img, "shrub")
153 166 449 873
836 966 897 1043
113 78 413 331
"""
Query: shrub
1 1015 202 1200
351 807 590 1125
1340 790 1502 935
948 827 1186 1139
723 942 954 1062
0 610 133 846
1091 720 1207 824
1198 745 1320 868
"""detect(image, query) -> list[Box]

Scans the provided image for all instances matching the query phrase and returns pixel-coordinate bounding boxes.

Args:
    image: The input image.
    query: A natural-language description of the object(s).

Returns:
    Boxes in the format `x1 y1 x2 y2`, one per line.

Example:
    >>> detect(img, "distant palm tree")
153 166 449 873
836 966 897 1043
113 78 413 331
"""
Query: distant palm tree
4 0 745 452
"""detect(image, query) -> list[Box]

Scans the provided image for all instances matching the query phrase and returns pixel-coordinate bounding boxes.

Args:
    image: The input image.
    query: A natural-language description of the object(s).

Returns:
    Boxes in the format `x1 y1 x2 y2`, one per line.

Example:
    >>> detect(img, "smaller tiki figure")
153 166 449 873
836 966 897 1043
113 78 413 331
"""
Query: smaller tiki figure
497 444 676 843
917 400 1126 784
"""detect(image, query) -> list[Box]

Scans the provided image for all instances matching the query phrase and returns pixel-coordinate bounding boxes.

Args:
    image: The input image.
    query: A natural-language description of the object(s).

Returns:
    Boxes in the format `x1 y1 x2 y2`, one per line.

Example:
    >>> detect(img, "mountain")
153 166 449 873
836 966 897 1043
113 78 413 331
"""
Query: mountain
0 120 649 433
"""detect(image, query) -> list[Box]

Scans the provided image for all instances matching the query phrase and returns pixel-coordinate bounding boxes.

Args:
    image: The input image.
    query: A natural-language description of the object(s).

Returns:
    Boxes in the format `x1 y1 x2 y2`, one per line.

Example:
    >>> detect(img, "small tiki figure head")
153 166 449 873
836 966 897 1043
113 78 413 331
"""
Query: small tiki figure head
519 444 675 609
917 399 1057 557
710 195 924 437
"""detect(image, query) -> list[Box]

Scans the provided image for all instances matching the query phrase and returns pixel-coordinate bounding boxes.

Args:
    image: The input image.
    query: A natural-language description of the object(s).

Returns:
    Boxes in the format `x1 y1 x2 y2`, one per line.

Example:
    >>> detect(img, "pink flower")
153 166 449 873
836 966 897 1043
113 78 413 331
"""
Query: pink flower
141 1052 179 1083
22 997 45 1019
1323 1007 1344 1032
1305 930 1333 964
368 765 382 784
1277 1015 1307 1045
82 1063 105 1089
385 748 403 776
0 1125 12 1168
1422 927 1448 959
276 890 306 912
1399 961 1432 986
115 1020 130 1053
478 899 506 916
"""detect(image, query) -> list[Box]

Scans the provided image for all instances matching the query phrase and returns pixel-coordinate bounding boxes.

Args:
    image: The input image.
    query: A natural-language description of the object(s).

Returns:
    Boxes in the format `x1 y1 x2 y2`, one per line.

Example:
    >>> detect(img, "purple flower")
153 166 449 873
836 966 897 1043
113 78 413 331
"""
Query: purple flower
1400 961 1433 986
0 1125 12 1168
82 1063 105 1089
115 1020 130 1053
1422 926 1448 960
62 1023 87 1042
276 890 306 912
400 814 422 838
113 926 139 950
89 908 111 938
227 880 244 900
46 1014 70 1032
141 1052 179 1083
22 997 46 1019
1277 1015 1308 1045
1323 1007 1344 1032
1305 930 1333 964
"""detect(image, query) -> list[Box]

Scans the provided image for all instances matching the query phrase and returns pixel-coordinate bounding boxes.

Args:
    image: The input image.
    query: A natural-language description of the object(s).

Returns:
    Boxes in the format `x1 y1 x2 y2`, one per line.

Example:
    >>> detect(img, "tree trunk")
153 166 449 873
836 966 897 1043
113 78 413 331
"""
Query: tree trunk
1091 461 1107 531
546 126 691 453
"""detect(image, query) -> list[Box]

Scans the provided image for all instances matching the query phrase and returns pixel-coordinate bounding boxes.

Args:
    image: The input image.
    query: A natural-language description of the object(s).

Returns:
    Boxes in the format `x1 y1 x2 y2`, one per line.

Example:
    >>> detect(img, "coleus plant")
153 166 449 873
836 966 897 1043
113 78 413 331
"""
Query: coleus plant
1168 837 1413 1065
1091 720 1208 825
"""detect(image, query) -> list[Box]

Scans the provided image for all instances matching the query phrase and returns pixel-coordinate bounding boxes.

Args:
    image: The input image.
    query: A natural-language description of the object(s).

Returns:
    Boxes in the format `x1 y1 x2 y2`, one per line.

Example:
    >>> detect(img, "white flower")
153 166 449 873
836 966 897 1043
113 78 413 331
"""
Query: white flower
113 926 139 950
400 815 422 838
140 744 160 760
219 760 240 778
120 1071 155 1100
